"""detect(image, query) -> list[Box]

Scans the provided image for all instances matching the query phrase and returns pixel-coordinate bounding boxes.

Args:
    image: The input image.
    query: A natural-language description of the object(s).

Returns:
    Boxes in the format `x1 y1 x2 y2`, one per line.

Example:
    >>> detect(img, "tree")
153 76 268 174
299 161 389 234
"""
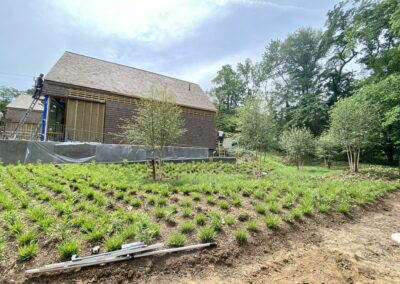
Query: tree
211 65 245 112
280 127 315 170
316 132 339 169
0 86 21 114
121 87 186 180
327 93 380 172
353 0 400 79
321 1 358 106
237 98 278 154
262 28 329 136
361 74 400 164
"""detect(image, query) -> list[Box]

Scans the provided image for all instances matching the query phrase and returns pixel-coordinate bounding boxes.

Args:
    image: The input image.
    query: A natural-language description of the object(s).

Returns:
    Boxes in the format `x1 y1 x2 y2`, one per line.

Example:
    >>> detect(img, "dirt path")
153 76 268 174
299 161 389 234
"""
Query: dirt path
174 192 400 284
21 191 400 284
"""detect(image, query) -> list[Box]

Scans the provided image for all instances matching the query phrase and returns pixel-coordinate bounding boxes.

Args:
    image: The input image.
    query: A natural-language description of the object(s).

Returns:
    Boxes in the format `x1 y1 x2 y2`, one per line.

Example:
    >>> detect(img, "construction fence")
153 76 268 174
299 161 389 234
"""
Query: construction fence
0 140 212 164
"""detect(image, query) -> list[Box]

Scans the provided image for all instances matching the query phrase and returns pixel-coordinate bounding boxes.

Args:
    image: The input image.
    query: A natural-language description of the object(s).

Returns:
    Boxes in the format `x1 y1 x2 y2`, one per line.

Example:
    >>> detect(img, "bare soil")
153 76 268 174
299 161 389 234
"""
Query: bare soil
2 190 400 284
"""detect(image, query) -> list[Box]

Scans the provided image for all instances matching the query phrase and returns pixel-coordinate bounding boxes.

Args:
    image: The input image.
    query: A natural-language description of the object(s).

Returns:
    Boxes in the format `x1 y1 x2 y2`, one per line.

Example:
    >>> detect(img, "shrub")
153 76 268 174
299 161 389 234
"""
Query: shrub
18 243 38 261
180 221 195 234
246 220 260 232
280 127 315 170
234 230 247 245
168 232 186 247
265 215 281 229
198 227 215 243
58 239 80 260
195 214 206 226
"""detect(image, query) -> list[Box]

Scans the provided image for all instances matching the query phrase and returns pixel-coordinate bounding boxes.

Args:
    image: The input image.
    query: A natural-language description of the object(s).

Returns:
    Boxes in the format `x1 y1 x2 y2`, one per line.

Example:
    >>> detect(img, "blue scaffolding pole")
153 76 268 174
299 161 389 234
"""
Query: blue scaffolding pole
40 96 49 141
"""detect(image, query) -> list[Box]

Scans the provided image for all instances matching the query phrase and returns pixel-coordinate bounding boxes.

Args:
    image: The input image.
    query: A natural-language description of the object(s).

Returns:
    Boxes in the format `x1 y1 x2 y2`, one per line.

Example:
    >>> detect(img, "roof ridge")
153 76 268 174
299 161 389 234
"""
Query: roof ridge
64 51 200 87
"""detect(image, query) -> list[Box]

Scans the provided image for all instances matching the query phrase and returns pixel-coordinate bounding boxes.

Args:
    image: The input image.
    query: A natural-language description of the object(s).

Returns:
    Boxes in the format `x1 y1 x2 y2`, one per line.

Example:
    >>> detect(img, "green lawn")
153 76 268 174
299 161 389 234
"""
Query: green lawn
0 157 399 262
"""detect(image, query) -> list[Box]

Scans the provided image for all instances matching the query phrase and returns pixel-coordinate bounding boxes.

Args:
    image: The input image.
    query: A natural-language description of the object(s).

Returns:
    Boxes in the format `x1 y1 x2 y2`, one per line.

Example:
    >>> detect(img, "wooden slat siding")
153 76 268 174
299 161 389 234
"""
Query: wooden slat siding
65 98 105 143
4 122 41 140
68 88 216 118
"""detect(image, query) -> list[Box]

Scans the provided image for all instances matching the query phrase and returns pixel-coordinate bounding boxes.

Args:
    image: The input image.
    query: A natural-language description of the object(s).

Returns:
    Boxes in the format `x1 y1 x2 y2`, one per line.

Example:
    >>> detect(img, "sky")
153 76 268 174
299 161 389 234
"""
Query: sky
0 0 340 92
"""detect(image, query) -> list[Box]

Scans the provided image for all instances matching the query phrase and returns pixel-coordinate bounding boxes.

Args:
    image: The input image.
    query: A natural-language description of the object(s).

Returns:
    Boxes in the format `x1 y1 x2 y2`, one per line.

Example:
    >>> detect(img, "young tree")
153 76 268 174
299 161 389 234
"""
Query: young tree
121 87 186 180
327 93 380 172
316 132 339 169
237 98 278 154
280 127 315 170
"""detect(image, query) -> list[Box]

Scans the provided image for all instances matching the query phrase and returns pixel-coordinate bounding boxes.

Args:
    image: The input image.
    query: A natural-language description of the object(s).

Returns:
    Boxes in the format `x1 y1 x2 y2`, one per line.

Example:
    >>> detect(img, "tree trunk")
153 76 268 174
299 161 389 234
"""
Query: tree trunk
151 150 156 180
385 143 395 165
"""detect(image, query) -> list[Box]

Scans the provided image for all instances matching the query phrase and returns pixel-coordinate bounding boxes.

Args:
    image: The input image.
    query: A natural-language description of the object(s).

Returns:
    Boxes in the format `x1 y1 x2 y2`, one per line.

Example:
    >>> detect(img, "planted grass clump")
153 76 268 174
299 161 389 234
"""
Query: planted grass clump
180 221 195 234
265 215 281 230
18 243 38 261
17 230 37 246
246 220 260 232
234 230 247 245
219 200 229 210
168 232 186 247
105 235 124 252
58 239 80 260
195 214 206 226
198 227 215 243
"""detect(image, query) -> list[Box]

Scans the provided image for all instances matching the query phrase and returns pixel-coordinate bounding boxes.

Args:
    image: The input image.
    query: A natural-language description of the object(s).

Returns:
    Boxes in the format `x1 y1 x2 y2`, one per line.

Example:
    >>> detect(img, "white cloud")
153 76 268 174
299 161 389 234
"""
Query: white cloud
50 0 229 45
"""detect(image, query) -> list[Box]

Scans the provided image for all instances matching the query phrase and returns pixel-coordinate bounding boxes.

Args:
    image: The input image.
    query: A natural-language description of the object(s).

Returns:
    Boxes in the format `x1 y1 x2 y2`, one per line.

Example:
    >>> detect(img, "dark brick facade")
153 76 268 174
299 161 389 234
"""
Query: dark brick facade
103 101 216 149
43 82 216 149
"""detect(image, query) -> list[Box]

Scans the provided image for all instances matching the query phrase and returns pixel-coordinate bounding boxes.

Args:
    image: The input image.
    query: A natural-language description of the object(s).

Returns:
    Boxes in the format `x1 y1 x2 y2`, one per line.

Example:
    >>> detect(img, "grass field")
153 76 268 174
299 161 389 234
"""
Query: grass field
0 157 399 263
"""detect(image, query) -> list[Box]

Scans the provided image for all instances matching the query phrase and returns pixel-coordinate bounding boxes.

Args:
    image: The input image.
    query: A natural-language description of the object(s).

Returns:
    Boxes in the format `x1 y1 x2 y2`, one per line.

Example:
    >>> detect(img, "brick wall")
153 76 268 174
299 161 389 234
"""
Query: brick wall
103 101 216 149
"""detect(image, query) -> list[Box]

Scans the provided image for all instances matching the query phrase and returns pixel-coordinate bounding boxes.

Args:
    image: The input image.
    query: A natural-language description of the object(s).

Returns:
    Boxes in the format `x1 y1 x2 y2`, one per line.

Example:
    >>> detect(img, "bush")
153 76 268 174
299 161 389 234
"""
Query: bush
198 227 215 243
58 239 80 260
168 233 186 247
18 243 39 261
234 230 247 245
280 127 314 170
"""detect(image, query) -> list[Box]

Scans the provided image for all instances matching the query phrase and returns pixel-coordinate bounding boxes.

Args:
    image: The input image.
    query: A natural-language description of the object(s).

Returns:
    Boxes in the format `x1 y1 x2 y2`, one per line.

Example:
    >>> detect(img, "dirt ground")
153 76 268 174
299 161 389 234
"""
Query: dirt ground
3 190 400 284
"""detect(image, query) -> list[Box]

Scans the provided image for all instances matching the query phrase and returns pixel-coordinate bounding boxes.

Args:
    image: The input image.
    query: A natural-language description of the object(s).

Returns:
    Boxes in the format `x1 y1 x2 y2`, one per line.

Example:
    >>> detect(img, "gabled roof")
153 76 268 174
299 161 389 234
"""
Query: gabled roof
44 52 216 112
6 95 44 112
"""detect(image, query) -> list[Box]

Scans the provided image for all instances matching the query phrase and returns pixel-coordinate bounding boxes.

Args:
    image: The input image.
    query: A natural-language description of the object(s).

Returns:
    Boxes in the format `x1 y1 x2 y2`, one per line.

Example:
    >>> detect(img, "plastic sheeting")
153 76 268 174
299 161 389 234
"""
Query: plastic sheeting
0 140 209 164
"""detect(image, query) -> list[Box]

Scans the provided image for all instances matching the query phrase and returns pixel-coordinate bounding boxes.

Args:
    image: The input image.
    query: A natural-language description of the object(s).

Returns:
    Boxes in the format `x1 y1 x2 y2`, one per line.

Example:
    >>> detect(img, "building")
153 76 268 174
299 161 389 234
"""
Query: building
3 95 43 140
41 52 216 149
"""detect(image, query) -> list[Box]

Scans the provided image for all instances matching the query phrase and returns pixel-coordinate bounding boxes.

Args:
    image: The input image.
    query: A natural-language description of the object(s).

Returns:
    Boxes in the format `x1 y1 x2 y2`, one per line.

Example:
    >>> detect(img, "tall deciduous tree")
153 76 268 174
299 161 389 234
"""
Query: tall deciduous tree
121 87 186 180
321 1 357 106
328 93 380 172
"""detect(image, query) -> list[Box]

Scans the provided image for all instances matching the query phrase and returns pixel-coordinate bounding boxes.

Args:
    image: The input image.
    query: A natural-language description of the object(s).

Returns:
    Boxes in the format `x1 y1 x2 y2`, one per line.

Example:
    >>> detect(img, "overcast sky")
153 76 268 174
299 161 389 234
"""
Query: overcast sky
0 0 339 92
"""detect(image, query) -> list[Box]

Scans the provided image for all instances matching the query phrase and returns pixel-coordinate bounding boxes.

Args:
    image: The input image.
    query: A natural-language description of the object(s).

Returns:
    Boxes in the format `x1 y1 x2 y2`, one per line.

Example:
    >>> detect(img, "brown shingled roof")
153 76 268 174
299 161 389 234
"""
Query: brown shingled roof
6 94 44 112
44 52 216 112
